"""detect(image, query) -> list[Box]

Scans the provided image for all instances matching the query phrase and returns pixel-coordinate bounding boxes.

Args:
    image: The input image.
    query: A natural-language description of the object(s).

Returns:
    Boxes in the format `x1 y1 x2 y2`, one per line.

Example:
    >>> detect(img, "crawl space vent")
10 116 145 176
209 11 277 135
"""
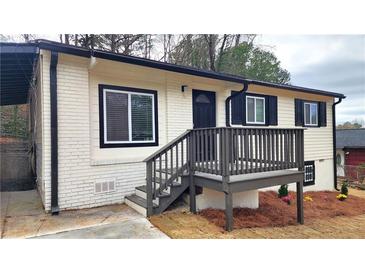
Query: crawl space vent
95 180 116 194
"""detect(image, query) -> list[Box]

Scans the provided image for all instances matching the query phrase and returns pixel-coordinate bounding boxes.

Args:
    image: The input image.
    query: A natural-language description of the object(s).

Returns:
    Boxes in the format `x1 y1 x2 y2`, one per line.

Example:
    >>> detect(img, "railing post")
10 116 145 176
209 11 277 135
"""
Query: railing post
221 128 231 193
221 128 229 177
188 132 196 213
295 129 305 171
299 129 305 171
146 160 153 217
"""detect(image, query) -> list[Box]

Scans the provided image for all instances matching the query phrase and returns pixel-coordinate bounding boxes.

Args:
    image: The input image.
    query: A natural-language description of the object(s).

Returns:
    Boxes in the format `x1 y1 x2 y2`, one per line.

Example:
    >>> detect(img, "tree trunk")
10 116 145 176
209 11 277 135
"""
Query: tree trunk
64 34 70 45
235 34 241 47
205 34 216 71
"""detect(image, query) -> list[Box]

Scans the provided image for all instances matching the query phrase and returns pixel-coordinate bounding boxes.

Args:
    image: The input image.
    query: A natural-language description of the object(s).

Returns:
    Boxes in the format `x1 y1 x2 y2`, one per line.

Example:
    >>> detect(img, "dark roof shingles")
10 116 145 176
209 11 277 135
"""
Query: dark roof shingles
336 129 365 149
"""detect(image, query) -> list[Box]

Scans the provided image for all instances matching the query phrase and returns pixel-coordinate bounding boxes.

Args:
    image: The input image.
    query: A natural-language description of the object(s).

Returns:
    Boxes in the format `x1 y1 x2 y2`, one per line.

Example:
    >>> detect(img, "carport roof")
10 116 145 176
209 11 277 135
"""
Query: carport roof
0 43 39 106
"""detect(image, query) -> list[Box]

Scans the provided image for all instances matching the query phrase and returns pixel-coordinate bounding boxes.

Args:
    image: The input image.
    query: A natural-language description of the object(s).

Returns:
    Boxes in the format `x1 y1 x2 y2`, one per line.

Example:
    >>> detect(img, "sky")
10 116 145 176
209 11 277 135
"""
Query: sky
257 35 365 124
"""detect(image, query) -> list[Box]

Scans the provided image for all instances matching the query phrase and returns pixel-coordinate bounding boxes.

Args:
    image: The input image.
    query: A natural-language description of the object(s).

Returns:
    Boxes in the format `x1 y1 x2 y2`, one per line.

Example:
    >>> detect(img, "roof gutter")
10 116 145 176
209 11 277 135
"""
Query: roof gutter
332 97 343 191
225 80 249 126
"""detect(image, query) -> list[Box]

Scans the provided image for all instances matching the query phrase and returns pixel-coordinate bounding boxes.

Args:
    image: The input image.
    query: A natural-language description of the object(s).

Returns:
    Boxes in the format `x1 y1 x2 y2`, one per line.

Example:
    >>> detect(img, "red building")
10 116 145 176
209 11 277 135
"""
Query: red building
336 129 365 181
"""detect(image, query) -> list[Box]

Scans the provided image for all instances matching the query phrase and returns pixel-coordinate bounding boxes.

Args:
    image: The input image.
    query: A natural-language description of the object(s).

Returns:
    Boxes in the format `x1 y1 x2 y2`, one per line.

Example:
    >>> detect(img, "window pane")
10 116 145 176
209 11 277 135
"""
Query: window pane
105 92 129 141
256 98 264 122
311 104 317 125
131 94 153 141
247 97 255 123
304 104 311 125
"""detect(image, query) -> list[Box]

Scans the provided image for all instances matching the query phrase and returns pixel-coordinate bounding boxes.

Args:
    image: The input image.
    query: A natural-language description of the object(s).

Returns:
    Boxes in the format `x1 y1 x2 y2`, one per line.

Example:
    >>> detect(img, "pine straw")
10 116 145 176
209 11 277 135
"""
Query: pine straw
199 191 365 229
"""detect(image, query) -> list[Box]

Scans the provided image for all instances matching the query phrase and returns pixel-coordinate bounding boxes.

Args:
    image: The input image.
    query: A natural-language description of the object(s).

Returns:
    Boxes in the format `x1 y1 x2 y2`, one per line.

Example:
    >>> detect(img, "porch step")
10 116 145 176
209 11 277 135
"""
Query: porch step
156 167 185 174
136 185 170 199
153 177 181 187
125 194 157 217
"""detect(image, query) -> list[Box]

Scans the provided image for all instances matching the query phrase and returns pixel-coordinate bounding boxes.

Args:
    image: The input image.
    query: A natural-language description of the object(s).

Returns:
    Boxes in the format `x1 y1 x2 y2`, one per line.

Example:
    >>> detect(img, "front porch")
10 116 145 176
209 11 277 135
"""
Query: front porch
127 127 305 231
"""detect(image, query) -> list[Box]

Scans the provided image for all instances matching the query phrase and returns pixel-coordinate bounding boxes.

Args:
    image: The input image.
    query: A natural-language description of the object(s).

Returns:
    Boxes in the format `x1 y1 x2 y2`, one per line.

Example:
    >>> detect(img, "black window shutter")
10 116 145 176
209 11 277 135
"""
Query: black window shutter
295 99 304 126
318 101 327 127
267 95 278 125
242 93 247 125
230 91 243 125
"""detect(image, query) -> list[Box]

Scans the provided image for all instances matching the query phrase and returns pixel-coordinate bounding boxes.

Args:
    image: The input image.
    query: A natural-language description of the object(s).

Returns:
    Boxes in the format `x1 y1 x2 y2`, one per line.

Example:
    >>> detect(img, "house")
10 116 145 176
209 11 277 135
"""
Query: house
0 40 345 230
336 129 365 179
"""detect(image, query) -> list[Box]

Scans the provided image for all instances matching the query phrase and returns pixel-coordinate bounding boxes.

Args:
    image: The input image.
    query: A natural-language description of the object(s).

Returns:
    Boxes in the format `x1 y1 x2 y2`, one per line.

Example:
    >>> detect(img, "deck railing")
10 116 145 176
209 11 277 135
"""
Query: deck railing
143 127 304 215
191 127 305 176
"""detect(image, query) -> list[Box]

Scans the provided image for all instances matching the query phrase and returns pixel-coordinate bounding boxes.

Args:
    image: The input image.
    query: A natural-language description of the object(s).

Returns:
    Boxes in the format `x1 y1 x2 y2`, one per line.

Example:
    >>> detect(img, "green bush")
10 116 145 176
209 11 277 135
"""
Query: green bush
278 184 289 198
341 181 349 196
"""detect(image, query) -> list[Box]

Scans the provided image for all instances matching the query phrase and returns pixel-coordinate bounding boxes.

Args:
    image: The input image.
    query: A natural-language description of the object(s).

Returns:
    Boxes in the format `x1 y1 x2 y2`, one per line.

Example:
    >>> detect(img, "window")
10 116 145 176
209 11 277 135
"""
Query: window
304 102 318 126
304 161 315 186
99 85 158 148
246 96 265 124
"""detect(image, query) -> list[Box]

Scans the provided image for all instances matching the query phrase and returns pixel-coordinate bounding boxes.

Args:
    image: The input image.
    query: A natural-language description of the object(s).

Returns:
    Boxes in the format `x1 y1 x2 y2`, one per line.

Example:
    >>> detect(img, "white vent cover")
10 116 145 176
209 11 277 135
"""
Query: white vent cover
95 180 116 194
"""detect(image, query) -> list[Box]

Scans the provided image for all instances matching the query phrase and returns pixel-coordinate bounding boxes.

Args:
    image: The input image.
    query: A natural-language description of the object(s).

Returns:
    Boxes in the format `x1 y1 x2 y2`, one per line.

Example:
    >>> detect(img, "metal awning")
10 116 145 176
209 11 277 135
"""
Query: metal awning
0 43 39 106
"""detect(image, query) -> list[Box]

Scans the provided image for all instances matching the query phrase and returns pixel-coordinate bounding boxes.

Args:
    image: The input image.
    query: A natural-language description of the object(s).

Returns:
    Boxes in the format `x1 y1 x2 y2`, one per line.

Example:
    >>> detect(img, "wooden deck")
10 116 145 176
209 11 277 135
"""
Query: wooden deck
143 127 305 231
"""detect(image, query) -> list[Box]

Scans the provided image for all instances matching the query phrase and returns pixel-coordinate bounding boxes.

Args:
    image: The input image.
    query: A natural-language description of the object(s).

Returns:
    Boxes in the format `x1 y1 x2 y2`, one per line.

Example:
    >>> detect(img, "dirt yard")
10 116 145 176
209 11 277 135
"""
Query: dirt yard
200 190 365 229
149 188 365 239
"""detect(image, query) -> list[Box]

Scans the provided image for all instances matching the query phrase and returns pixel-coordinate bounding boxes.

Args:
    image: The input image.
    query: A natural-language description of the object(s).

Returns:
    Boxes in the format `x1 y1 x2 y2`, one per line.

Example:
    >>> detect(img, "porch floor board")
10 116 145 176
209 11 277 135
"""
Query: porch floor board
194 169 303 183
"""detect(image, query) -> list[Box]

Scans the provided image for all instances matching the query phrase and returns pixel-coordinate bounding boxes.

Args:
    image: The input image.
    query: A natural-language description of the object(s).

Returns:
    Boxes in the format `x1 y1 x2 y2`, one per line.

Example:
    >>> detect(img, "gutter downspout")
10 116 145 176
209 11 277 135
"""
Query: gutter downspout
50 51 59 215
225 80 249 126
332 97 343 191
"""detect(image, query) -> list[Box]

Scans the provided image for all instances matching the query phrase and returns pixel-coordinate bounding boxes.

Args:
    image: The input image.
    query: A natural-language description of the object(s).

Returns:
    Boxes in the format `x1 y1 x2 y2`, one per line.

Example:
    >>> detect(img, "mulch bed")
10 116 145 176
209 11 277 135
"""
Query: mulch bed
199 191 365 229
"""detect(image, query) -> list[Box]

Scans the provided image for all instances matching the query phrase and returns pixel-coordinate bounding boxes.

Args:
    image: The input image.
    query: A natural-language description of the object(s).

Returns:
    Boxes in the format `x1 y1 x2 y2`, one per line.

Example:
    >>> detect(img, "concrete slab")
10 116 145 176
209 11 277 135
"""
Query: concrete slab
1 190 168 239
34 218 169 239
1 191 11 235
5 190 43 217
1 192 11 218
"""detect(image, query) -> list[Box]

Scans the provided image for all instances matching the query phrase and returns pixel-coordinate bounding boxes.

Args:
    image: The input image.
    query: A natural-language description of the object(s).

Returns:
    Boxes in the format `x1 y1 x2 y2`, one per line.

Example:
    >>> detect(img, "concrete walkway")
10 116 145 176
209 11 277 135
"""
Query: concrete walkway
1 190 168 239
34 218 168 239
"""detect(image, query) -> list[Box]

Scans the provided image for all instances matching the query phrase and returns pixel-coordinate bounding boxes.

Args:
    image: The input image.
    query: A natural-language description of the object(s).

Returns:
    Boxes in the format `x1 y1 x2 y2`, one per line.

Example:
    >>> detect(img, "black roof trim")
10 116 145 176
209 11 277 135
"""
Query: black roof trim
248 79 345 99
0 40 346 99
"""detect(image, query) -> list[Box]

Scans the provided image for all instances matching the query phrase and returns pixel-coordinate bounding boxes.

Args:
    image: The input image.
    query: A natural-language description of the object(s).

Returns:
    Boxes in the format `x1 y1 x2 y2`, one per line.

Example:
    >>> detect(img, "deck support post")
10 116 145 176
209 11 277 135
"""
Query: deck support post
189 175 196 213
223 174 233 231
296 180 304 224
225 191 233 231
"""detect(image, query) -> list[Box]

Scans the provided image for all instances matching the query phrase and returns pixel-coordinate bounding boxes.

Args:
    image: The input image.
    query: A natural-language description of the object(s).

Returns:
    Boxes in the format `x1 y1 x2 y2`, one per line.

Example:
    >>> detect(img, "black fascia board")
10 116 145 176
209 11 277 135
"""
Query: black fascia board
248 80 346 99
29 40 346 99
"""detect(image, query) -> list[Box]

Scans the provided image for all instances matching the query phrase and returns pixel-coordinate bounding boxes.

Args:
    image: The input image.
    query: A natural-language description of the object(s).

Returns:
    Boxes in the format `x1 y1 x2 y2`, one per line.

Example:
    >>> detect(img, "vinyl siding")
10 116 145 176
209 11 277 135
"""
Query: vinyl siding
247 85 334 161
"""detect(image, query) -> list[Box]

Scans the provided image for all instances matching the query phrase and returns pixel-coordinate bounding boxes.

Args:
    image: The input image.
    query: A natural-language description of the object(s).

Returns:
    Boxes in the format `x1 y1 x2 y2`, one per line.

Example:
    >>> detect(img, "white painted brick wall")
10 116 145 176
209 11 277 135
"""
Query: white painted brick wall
38 50 336 211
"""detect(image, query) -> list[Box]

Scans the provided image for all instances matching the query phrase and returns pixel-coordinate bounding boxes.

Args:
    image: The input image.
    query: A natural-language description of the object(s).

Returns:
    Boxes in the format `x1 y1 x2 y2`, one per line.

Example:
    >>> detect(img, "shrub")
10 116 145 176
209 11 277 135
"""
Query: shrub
281 195 291 205
336 194 347 201
278 184 288 198
304 195 313 202
341 181 349 196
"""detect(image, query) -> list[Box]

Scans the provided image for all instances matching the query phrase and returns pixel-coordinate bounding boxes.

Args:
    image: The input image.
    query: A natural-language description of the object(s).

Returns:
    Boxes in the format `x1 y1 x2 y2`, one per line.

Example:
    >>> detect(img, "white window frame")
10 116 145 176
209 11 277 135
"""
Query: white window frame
103 88 156 144
304 102 318 126
246 95 266 125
